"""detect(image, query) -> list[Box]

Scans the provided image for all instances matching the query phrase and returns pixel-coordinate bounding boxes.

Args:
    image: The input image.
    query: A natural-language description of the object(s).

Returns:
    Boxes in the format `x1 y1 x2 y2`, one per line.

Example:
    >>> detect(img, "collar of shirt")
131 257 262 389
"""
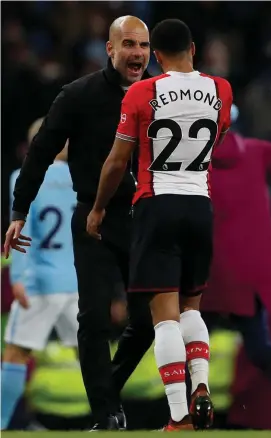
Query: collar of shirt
166 70 199 77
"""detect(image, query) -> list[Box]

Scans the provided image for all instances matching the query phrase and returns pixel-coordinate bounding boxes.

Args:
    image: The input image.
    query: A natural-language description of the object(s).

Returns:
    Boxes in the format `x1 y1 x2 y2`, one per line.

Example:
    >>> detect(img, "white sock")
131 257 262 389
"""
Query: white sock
179 310 210 394
154 320 188 422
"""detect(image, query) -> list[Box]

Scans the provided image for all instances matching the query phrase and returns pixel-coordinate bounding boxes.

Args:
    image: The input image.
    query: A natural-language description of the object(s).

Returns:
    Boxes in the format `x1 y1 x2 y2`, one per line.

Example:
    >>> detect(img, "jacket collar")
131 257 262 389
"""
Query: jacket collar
103 58 151 86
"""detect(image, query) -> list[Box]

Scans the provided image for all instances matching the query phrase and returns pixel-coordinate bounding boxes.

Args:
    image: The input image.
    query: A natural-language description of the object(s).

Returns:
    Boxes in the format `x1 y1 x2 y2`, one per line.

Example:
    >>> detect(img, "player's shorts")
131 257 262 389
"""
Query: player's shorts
5 293 78 350
128 194 213 297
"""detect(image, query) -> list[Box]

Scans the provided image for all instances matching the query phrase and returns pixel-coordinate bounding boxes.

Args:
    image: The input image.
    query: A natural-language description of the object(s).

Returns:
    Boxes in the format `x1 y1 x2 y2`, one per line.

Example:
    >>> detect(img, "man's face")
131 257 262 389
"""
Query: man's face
107 27 150 85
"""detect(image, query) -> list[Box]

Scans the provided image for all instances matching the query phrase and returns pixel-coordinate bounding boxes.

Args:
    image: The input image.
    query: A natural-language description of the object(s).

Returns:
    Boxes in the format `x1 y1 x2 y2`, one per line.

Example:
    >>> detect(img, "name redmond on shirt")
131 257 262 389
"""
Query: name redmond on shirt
149 89 222 112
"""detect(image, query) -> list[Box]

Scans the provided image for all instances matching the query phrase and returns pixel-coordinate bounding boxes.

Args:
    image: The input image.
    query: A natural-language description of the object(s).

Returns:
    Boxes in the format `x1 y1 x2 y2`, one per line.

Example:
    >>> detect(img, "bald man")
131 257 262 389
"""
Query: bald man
108 16 149 84
5 16 151 430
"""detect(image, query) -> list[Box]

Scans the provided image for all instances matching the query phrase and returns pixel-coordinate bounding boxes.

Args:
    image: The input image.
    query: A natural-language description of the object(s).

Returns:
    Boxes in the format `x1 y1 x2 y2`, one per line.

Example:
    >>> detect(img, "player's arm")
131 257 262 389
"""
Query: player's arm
93 86 138 211
12 85 77 220
87 85 139 238
10 215 31 309
217 80 233 146
217 131 228 147
9 171 31 308
9 171 29 278
93 138 137 211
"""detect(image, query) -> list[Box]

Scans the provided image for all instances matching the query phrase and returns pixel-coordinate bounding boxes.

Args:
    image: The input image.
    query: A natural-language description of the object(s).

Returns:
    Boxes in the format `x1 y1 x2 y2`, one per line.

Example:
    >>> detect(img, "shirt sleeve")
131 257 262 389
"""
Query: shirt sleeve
116 84 140 142
221 80 233 133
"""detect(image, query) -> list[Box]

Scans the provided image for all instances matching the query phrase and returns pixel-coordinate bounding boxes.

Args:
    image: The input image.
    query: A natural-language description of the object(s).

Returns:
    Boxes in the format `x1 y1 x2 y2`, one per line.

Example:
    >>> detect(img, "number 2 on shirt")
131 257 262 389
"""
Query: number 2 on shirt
39 206 76 249
148 118 218 172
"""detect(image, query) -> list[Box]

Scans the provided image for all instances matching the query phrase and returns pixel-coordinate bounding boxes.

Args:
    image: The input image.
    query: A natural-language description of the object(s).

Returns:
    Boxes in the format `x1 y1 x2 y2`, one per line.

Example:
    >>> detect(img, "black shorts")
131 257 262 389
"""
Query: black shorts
128 194 213 297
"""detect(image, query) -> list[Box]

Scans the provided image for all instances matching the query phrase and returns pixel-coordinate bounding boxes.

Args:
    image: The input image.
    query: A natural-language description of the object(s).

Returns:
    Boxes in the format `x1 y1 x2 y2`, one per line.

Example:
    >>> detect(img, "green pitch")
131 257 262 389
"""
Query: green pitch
2 432 271 438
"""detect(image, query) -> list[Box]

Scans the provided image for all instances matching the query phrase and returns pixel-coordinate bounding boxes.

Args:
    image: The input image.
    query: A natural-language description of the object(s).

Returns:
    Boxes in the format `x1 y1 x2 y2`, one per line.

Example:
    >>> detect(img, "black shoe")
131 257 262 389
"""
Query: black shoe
190 390 214 430
116 405 127 430
90 415 119 432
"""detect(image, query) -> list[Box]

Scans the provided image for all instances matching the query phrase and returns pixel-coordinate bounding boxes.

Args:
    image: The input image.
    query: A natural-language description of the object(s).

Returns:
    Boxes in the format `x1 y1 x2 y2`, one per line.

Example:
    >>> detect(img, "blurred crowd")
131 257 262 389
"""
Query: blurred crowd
2 1 271 430
2 1 271 236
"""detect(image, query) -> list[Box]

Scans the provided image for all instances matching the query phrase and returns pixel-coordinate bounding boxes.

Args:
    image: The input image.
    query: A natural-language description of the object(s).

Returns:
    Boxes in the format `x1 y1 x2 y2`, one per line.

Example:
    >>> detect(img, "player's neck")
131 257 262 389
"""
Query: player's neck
54 156 66 163
163 60 194 75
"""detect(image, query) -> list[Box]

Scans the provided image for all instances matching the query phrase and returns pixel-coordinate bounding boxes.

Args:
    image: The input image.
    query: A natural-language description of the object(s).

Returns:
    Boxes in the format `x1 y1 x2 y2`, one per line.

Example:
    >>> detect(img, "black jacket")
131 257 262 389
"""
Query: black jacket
12 60 149 217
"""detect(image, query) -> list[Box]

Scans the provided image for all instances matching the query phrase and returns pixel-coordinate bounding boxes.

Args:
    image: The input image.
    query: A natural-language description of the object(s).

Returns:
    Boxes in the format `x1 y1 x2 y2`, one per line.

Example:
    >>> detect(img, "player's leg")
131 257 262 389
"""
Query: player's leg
179 294 212 426
179 195 213 429
72 203 122 430
230 297 271 379
54 292 78 351
180 295 210 396
127 196 191 431
1 342 30 430
150 291 191 430
1 296 62 430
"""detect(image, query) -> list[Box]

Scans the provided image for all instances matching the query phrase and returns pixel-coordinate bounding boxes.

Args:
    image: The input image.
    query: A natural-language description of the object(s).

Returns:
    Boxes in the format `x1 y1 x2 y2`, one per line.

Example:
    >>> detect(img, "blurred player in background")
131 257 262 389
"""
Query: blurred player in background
87 19 232 431
202 107 271 379
228 315 271 430
1 119 78 430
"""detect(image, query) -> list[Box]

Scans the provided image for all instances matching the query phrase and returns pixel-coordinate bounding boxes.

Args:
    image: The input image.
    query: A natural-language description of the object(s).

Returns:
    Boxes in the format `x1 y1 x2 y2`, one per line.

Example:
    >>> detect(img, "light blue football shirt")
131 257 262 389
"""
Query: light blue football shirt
10 161 78 295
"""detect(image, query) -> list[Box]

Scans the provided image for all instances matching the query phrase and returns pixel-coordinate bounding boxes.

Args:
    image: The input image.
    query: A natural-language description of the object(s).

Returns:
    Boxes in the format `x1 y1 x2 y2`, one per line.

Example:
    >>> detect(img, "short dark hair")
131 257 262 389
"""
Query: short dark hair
151 19 192 55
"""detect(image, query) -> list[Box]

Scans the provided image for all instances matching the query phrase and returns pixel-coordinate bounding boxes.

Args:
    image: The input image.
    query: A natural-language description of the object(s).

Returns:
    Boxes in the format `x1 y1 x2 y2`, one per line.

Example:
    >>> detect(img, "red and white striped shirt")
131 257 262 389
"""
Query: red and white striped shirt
116 70 232 204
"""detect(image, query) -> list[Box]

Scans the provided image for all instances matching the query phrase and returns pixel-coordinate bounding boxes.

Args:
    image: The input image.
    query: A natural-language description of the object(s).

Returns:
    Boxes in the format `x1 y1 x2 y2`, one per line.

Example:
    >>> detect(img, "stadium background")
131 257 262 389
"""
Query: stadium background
1 0 271 431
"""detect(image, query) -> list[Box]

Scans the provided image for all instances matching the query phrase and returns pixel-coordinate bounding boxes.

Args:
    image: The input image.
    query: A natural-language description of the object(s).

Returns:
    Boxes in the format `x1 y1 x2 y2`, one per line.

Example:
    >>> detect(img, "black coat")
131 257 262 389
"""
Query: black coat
13 60 150 216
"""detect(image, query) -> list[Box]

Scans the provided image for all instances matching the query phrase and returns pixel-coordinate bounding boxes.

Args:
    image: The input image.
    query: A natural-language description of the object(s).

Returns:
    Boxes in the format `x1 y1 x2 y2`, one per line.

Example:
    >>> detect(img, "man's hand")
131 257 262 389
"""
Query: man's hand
4 220 32 259
12 282 30 309
86 209 106 240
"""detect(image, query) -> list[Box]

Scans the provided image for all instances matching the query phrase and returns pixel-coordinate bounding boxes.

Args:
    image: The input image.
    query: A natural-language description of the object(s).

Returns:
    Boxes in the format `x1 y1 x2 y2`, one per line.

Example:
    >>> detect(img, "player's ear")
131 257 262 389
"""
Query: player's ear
191 42 196 57
153 50 162 65
106 41 114 58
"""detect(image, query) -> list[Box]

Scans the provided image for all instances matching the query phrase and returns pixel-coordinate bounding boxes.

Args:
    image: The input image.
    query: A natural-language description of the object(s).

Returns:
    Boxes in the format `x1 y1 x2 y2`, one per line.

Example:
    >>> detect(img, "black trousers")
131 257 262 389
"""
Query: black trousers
112 294 154 402
72 202 154 424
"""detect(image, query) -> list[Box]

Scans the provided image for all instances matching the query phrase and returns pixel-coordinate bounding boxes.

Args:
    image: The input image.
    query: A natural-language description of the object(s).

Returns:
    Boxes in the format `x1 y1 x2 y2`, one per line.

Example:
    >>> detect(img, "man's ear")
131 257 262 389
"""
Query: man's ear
191 42 196 57
106 41 114 58
154 50 162 65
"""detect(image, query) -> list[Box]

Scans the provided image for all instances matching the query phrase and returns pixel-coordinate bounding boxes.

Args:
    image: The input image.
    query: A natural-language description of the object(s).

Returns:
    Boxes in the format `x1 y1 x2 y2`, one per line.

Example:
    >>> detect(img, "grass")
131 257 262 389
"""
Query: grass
2 432 271 437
